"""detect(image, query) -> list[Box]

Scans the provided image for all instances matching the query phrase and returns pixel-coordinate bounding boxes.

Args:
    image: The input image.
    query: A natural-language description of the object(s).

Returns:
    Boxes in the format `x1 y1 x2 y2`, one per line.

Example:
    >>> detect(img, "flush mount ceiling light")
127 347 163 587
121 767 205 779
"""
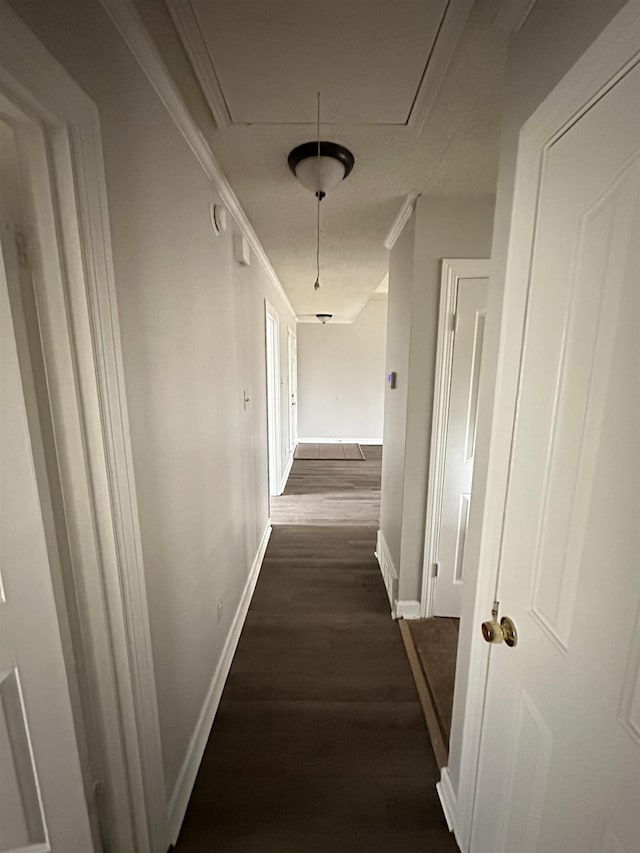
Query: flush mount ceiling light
288 141 355 201
288 93 355 291
315 313 333 324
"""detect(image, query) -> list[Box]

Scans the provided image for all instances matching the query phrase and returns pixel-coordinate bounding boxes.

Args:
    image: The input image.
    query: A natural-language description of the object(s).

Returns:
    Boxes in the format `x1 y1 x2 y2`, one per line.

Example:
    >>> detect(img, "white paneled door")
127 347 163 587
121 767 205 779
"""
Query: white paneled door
472 62 640 852
434 274 488 617
0 236 95 850
288 328 298 454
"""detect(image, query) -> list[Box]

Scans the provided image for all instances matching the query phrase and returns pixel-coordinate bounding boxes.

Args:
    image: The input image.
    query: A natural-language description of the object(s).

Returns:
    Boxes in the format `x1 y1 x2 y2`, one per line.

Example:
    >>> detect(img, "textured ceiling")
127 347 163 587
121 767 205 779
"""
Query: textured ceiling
164 0 509 320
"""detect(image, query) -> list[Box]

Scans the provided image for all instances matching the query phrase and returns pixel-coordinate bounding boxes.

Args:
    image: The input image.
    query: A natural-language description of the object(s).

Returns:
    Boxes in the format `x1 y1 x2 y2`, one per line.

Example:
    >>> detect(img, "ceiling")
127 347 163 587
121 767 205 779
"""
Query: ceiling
164 0 510 320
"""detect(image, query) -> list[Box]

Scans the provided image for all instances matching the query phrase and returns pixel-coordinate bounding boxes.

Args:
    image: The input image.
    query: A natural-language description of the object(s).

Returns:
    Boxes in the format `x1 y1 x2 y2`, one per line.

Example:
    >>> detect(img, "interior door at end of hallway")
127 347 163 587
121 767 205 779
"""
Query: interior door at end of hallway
288 328 298 453
0 228 96 851
472 61 640 853
434 276 488 617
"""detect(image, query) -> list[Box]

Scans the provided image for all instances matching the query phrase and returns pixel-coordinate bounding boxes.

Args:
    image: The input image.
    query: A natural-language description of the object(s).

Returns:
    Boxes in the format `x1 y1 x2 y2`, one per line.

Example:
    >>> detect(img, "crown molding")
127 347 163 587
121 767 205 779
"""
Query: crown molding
494 0 538 33
99 0 296 319
407 0 475 134
164 0 232 130
383 191 419 250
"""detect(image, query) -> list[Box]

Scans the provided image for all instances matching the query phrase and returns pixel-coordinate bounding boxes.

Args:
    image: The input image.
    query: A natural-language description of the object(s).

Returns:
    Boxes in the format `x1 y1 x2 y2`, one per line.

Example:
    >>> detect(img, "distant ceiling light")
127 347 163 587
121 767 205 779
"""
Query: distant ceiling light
288 141 355 200
288 93 355 293
316 313 333 324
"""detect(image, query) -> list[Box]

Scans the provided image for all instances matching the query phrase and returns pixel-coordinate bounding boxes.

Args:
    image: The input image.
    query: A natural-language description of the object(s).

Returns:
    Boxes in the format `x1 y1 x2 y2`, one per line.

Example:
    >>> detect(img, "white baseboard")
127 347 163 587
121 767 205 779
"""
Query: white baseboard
167 523 272 843
375 530 398 613
279 452 294 494
297 436 383 445
394 600 421 620
436 766 457 834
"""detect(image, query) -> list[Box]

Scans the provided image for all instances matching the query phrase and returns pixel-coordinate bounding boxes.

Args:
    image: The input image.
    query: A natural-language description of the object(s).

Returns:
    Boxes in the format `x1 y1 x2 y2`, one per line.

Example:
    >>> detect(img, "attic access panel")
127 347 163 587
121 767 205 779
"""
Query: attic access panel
185 0 450 125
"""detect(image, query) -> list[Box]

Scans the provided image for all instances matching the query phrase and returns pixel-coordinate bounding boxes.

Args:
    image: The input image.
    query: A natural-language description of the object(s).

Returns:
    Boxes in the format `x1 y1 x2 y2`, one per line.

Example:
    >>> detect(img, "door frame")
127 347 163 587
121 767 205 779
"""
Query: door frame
449 6 640 851
0 4 166 851
265 300 282 497
420 258 490 618
287 325 298 454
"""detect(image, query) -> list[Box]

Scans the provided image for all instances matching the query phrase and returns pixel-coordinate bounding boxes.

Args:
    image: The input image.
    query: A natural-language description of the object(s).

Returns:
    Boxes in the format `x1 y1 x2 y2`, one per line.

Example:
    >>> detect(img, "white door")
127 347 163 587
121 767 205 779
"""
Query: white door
288 328 298 453
0 238 95 851
472 62 640 852
265 307 281 496
434 275 488 616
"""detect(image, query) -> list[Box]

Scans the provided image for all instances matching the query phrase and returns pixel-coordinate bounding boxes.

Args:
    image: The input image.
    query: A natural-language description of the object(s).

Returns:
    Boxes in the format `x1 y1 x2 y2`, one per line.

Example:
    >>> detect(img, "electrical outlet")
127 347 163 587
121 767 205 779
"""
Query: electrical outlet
217 598 223 623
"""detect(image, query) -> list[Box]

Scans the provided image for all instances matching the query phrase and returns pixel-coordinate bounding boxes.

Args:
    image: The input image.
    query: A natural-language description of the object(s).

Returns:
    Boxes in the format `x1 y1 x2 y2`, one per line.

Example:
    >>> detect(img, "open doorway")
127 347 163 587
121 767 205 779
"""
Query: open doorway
422 258 490 619
265 301 281 497
400 258 489 770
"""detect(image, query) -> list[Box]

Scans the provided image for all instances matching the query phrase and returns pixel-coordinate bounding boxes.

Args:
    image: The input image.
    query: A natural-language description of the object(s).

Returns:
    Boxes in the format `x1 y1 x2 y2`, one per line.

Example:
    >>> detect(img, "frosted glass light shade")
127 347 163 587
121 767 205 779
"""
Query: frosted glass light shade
288 141 355 196
294 155 346 195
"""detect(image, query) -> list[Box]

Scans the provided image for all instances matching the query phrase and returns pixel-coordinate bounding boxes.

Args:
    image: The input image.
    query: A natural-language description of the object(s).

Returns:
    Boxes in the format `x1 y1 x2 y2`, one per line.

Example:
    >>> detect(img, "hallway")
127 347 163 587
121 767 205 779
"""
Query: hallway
175 448 455 851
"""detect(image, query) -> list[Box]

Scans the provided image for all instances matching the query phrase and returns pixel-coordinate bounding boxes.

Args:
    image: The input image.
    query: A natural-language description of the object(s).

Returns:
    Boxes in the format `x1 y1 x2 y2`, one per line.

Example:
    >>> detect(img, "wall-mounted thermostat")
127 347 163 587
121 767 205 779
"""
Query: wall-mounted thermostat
387 371 397 389
233 233 251 266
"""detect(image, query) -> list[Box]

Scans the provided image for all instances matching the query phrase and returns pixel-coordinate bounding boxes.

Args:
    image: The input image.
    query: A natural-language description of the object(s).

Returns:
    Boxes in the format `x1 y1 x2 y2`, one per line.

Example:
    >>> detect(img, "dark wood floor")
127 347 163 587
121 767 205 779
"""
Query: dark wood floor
174 447 456 852
408 618 460 748
270 447 382 527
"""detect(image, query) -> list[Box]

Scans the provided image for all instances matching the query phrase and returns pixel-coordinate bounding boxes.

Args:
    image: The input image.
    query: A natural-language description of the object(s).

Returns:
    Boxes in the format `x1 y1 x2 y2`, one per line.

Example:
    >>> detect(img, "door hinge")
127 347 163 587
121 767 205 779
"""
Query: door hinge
432 561 439 578
449 312 458 333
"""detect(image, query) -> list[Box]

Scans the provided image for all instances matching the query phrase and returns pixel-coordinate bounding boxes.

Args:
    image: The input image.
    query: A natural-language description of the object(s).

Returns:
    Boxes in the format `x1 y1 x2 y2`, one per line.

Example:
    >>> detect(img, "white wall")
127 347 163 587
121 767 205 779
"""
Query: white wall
379 197 494 599
447 0 627 815
8 0 296 809
297 295 387 442
379 216 415 573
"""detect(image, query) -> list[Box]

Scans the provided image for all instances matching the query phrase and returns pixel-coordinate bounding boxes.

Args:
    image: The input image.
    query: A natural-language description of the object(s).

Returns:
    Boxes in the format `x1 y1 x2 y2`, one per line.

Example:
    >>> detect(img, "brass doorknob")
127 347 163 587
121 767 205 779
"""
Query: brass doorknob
481 603 518 647
481 619 503 643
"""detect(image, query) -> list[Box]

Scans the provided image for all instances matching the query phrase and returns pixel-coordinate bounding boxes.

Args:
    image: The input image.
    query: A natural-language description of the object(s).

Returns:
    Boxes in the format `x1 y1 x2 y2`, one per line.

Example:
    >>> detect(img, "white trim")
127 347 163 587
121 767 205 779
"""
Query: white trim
168 523 272 844
99 0 296 320
375 530 398 613
164 0 232 130
297 437 383 445
407 0 475 134
394 600 421 620
383 191 419 250
494 0 538 32
420 259 490 619
279 451 294 494
0 3 166 850
436 767 458 834
453 7 640 852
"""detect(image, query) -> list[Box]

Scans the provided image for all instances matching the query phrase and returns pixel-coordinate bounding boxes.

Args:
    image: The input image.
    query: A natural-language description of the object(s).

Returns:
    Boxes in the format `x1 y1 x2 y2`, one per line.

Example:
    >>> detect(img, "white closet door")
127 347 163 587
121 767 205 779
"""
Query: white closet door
0 232 95 852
